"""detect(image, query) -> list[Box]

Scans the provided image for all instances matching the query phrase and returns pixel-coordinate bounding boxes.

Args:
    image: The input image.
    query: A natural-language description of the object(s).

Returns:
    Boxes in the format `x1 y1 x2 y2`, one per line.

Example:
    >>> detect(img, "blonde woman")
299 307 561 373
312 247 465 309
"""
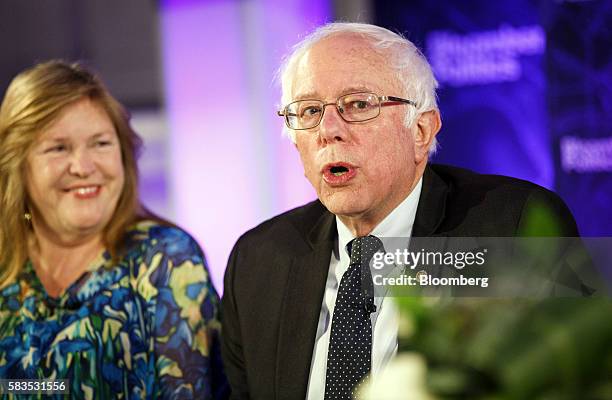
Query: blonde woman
0 61 227 399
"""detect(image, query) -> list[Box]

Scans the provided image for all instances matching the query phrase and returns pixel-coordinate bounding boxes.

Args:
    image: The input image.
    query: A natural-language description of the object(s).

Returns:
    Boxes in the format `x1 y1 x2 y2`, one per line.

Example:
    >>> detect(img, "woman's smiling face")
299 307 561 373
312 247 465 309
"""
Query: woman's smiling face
25 97 125 242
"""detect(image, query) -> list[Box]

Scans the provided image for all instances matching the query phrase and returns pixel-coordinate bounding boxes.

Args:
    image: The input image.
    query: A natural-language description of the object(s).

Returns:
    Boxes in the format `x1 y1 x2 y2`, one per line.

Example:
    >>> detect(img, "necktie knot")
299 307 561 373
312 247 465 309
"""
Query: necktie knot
349 235 384 267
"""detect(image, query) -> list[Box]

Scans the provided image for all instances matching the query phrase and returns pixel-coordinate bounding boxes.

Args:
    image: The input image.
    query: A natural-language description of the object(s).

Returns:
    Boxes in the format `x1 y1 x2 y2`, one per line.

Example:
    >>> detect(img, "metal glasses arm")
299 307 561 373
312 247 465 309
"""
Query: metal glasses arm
380 96 417 107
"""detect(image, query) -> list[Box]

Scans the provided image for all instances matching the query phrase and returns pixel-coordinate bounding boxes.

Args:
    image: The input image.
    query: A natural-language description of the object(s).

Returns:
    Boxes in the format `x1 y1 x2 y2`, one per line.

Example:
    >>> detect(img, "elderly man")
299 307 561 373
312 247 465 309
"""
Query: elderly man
221 22 579 399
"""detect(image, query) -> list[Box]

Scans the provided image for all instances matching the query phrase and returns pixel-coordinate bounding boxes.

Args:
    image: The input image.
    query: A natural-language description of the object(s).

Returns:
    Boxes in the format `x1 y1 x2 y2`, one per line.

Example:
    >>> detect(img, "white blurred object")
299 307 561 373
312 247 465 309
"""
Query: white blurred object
360 353 436 400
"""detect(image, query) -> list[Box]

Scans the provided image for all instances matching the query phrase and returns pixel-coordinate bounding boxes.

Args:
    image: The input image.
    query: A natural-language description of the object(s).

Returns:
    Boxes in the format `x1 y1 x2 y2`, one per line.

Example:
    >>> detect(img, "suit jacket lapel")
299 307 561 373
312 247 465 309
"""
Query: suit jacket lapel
276 206 335 399
412 165 449 237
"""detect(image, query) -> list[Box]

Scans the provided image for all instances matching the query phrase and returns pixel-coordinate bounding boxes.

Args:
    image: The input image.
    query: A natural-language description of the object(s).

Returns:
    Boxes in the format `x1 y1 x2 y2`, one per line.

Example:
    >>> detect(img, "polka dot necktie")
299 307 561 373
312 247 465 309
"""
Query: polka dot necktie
324 235 384 400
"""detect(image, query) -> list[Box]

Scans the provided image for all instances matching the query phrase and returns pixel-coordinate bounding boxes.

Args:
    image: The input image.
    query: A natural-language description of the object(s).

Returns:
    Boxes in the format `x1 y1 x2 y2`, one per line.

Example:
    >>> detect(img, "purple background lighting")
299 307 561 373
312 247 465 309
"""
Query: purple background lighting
160 0 330 291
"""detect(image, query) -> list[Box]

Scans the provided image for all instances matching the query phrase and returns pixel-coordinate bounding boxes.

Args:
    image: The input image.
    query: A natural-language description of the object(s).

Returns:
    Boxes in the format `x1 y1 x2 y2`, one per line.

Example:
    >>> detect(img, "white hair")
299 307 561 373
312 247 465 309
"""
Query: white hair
278 22 439 154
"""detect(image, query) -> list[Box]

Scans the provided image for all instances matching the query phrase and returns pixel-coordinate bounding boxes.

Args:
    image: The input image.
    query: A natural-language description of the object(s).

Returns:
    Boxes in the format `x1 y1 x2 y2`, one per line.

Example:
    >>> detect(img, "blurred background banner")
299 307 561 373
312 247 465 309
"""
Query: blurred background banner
375 0 612 236
377 0 552 189
544 1 612 238
0 0 610 290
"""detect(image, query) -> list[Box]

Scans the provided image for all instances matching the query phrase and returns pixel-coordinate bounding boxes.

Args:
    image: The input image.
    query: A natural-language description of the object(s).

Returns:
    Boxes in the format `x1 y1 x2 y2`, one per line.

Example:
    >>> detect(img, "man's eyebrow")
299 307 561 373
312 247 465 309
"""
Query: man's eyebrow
342 86 376 94
293 91 320 101
292 86 378 101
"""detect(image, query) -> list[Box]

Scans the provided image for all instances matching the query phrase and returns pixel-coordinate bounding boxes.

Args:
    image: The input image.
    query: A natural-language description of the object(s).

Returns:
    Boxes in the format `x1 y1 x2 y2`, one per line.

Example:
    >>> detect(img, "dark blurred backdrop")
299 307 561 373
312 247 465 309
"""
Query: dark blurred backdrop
1 0 609 289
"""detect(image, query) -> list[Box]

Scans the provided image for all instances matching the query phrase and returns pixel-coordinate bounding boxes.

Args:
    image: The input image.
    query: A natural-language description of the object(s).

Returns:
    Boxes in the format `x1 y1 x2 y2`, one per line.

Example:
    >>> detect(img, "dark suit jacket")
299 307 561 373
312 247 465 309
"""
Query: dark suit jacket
221 164 580 400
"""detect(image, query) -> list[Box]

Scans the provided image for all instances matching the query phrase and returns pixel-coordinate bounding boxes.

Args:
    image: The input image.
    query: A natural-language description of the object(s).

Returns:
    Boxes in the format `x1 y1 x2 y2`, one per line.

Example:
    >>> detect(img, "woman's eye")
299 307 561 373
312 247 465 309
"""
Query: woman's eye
95 140 112 147
45 144 66 153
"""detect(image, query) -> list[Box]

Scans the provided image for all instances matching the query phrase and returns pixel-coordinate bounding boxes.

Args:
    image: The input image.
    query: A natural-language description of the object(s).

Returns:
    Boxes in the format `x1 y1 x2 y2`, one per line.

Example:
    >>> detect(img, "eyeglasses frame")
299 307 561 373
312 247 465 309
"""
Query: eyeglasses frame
277 92 417 130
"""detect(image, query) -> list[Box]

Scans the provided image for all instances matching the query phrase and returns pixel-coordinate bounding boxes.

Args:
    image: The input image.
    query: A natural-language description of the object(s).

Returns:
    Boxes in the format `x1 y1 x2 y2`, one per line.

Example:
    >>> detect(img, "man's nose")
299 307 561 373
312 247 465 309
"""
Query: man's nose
68 149 96 177
318 104 349 144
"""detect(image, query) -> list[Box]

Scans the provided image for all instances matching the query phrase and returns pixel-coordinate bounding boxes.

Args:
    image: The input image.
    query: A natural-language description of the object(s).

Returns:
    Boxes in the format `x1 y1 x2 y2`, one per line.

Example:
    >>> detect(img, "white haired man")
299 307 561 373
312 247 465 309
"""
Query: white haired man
221 22 580 400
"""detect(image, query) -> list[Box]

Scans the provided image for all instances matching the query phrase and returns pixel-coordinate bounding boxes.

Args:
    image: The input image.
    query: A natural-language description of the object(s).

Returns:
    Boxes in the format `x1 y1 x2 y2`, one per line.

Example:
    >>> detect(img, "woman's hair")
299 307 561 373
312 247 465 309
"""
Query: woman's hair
0 60 144 288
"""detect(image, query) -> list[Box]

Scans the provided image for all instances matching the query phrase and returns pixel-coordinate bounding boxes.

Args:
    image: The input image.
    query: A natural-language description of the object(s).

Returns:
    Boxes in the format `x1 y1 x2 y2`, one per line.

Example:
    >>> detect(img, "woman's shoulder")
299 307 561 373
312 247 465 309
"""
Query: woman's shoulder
124 220 214 302
125 219 205 263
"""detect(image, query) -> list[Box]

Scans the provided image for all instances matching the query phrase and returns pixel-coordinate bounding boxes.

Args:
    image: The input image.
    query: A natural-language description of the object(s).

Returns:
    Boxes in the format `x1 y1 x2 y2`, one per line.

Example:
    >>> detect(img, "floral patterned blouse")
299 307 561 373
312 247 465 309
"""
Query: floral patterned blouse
0 220 227 399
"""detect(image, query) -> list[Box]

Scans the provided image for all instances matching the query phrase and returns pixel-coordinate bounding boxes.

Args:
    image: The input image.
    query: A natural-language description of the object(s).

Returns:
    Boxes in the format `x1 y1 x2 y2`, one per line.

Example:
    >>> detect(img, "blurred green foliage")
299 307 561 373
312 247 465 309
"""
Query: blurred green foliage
397 297 612 399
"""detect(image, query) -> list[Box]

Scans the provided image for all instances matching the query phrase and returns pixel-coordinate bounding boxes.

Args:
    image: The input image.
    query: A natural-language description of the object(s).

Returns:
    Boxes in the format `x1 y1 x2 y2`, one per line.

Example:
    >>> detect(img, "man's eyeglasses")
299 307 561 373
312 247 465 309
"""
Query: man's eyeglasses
277 92 417 130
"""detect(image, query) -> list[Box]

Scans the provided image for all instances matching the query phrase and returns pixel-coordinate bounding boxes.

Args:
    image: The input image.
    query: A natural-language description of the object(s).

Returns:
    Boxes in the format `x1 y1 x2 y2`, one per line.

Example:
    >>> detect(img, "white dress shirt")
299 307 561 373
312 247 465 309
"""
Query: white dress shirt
306 178 423 399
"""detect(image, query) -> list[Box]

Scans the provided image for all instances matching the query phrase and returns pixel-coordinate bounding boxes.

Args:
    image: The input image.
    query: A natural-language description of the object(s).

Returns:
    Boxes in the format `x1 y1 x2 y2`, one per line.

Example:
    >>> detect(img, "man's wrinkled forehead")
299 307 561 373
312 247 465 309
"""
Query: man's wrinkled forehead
290 34 401 100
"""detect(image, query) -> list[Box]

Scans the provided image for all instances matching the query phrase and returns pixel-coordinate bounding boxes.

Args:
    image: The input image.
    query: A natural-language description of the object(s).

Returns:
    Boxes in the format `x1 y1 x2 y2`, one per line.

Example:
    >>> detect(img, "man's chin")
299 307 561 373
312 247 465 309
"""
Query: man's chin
319 195 367 219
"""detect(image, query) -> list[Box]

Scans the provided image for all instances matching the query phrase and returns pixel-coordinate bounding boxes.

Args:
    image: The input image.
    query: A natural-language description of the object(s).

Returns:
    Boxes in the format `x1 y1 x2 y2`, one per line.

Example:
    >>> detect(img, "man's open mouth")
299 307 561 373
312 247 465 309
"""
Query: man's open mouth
330 165 349 176
322 162 357 185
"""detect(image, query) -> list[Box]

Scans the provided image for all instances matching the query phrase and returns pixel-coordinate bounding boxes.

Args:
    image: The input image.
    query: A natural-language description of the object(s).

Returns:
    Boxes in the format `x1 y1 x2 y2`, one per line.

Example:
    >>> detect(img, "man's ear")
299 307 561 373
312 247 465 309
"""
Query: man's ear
414 110 442 163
